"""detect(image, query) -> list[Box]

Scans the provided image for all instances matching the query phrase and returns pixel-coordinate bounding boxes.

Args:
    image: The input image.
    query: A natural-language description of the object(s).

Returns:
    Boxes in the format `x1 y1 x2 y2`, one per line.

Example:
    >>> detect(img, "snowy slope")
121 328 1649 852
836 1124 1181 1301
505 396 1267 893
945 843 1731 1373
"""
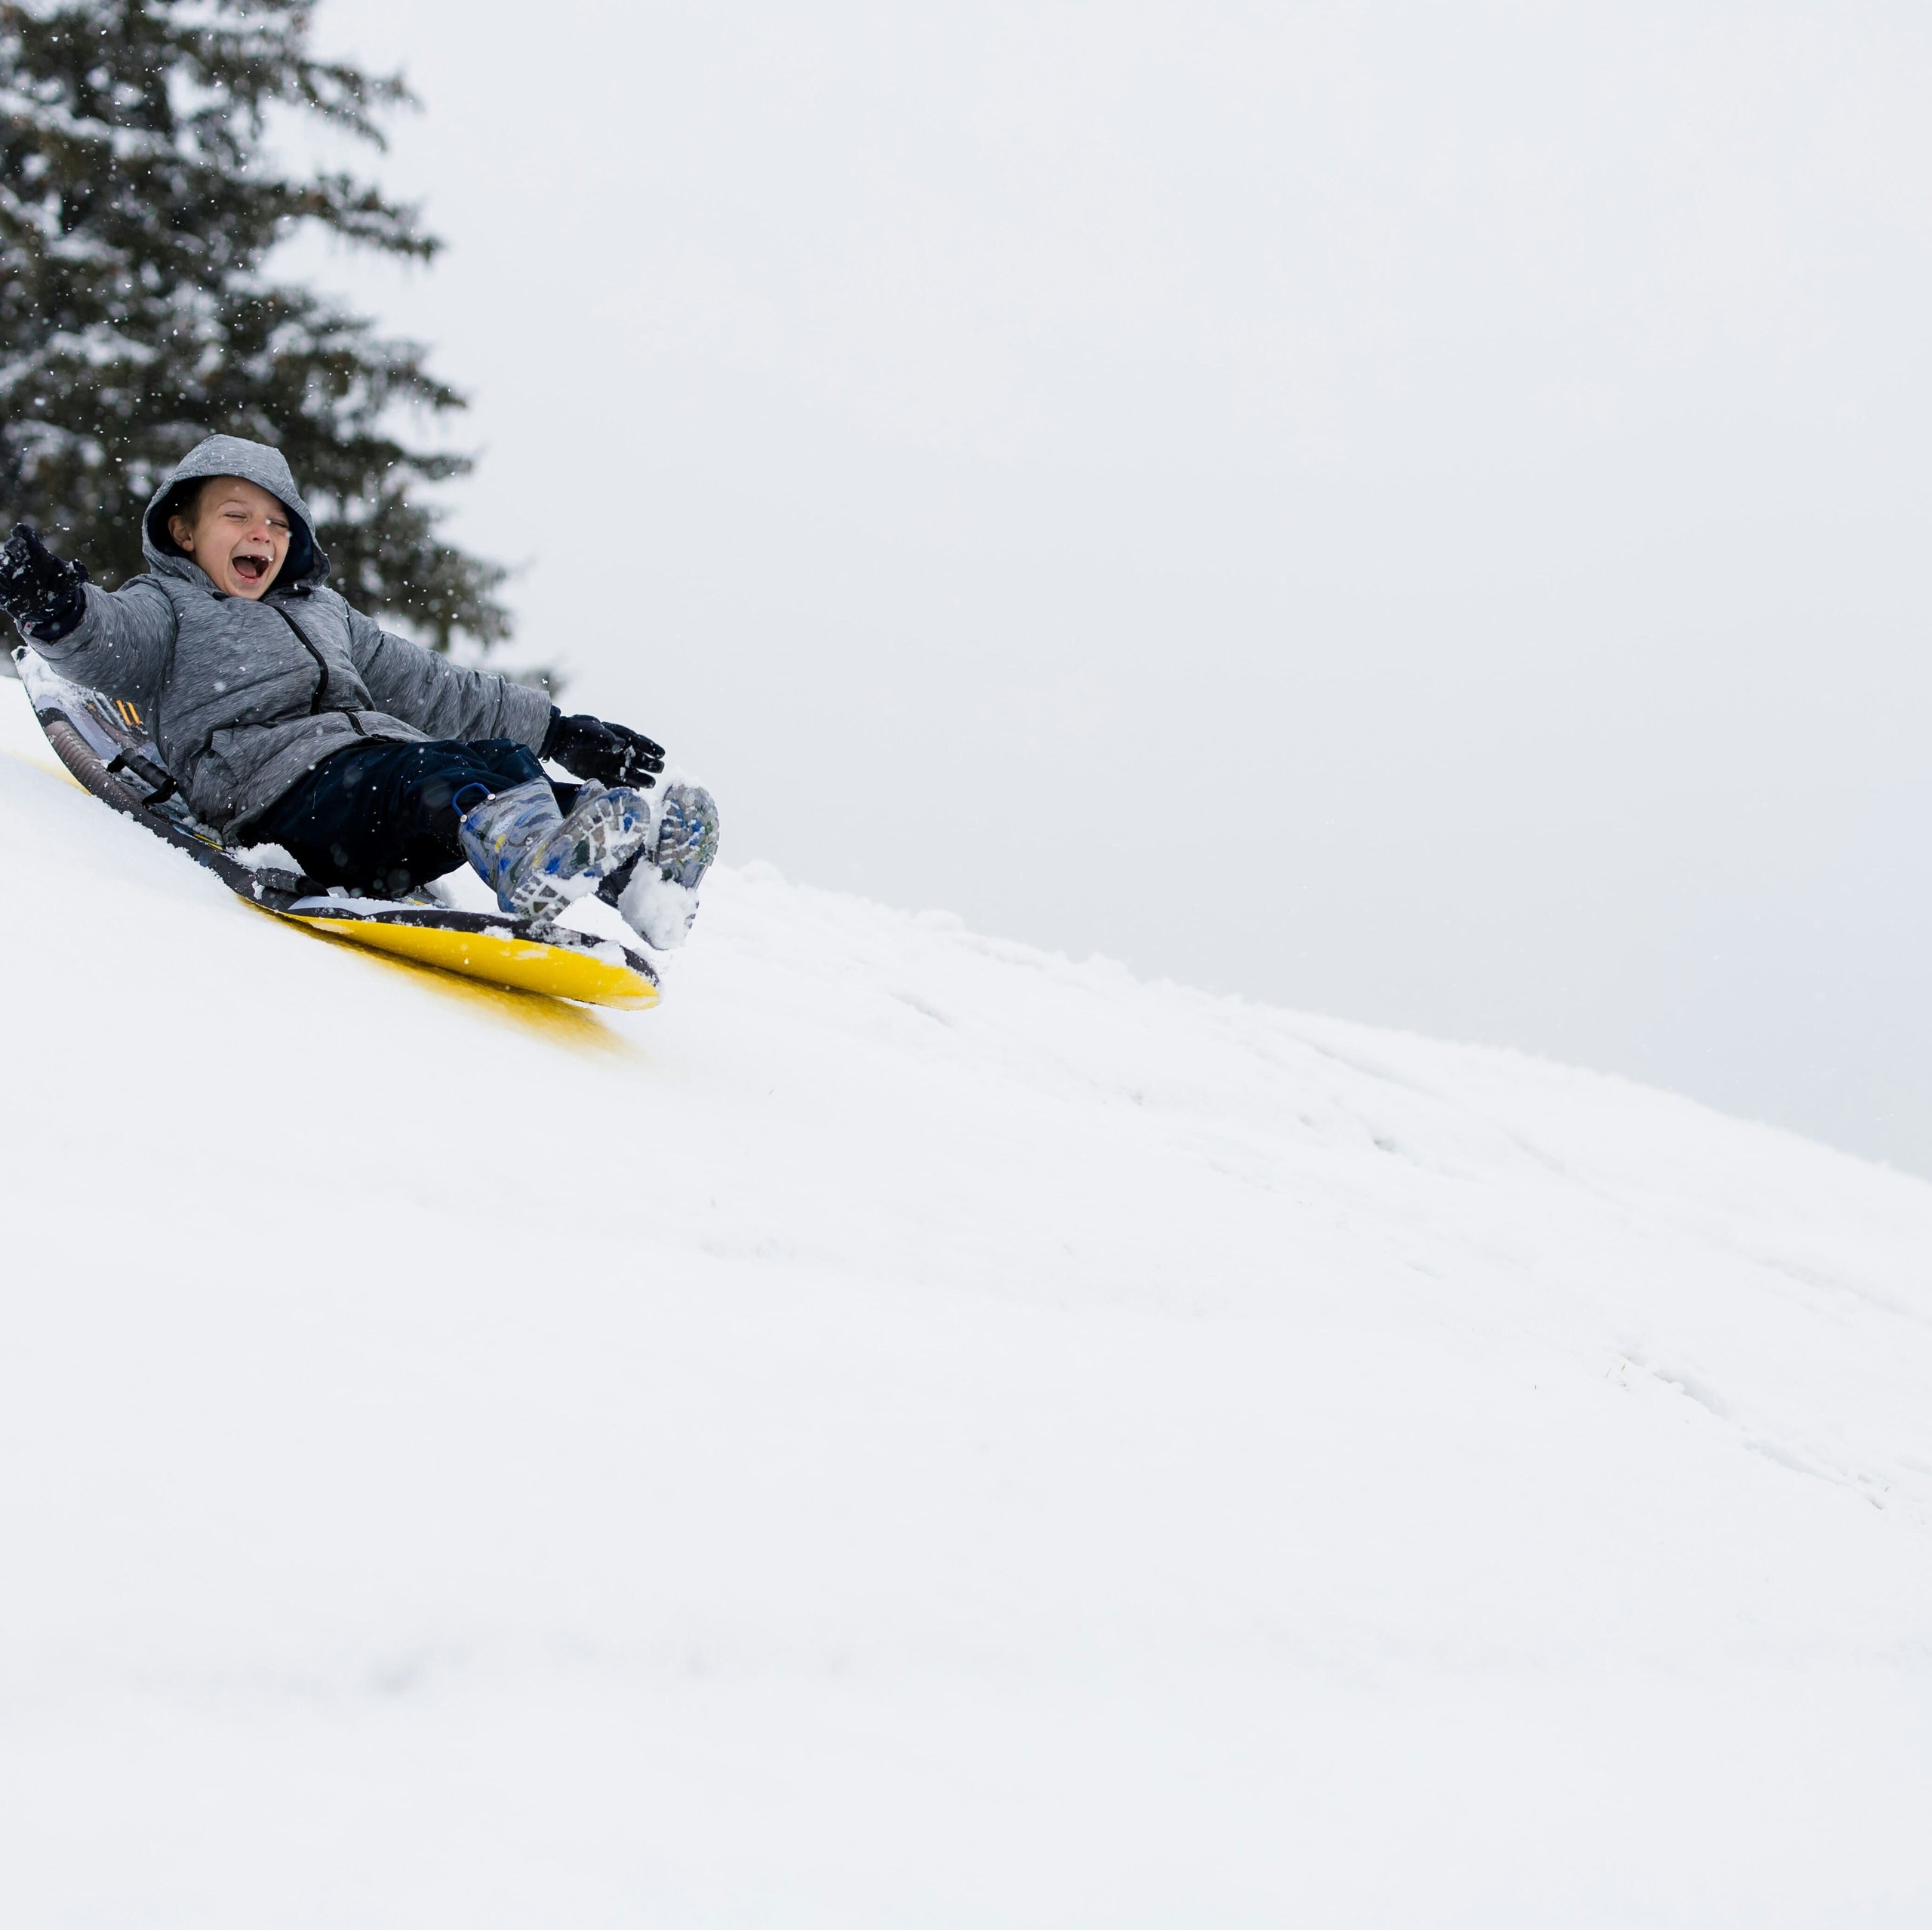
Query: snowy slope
3 672 1931 1928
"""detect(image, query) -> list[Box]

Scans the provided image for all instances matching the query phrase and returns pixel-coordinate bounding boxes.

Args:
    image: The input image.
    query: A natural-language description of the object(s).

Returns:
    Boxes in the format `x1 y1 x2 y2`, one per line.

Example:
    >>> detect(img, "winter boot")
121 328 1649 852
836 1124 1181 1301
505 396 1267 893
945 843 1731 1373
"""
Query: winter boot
457 778 655 922
599 781 720 950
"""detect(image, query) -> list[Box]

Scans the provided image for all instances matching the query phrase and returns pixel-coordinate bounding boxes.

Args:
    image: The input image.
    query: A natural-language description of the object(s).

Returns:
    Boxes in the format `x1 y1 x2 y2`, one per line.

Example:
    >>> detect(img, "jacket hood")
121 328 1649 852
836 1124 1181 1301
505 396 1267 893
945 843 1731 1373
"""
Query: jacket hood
142 435 329 592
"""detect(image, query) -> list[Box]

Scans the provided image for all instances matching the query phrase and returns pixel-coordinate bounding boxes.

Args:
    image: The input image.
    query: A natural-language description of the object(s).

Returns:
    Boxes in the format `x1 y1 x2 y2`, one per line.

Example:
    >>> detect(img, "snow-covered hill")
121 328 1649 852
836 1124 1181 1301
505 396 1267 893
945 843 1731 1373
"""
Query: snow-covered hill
3 672 1930 1927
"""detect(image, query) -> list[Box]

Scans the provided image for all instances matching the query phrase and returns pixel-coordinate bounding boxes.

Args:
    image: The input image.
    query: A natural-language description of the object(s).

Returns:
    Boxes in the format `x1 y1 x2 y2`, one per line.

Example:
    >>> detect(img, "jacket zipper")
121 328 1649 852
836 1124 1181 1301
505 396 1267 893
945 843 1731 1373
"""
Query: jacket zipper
269 601 367 734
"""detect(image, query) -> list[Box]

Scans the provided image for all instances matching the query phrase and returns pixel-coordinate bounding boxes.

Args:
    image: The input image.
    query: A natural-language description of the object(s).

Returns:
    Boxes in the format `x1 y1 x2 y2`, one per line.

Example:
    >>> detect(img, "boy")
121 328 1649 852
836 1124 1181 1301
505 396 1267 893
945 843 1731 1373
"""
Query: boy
0 435 715 945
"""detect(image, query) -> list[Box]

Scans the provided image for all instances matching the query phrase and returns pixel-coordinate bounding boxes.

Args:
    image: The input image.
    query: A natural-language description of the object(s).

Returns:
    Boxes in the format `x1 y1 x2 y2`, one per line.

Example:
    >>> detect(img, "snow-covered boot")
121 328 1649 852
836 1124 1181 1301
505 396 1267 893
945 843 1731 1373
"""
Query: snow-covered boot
457 778 654 922
601 781 720 950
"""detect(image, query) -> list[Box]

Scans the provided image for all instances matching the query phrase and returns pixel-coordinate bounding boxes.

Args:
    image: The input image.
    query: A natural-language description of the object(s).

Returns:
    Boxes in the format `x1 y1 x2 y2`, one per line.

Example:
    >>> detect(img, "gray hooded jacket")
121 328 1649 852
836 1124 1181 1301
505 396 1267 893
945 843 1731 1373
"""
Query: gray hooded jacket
32 435 552 837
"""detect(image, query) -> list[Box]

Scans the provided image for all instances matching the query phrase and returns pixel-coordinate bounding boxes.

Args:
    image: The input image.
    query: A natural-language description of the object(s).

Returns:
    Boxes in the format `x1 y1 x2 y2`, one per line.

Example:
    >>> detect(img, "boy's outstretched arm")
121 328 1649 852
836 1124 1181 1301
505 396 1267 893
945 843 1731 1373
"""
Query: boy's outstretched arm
344 603 554 750
1 523 174 706
346 604 667 785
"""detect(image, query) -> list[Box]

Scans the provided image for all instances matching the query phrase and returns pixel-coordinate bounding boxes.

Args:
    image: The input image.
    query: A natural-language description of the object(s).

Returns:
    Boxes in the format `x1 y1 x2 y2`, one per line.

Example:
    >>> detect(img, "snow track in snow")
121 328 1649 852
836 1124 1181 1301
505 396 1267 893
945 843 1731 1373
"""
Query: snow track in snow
3 678 1930 1926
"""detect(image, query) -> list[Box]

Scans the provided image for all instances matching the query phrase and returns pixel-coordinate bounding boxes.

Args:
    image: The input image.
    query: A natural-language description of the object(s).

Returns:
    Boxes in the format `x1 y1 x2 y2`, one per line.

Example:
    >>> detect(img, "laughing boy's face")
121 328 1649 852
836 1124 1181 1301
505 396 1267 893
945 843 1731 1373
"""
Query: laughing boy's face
168 477 292 598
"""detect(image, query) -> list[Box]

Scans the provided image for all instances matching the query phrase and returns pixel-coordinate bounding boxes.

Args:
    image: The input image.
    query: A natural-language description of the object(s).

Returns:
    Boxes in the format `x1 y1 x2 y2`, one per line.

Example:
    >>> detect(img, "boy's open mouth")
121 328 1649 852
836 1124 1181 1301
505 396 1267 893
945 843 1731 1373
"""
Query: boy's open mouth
232 552 270 583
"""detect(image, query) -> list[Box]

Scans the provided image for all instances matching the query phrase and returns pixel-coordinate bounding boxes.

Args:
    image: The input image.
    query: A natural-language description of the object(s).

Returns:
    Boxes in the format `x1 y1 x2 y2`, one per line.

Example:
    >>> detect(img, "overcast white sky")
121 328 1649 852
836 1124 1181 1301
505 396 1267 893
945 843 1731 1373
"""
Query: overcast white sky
297 0 1932 1173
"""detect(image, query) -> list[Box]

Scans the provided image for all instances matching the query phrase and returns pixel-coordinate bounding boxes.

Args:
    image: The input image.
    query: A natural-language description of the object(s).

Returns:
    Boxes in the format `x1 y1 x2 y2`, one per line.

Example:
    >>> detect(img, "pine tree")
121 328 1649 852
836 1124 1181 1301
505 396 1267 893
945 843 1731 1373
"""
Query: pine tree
0 0 510 654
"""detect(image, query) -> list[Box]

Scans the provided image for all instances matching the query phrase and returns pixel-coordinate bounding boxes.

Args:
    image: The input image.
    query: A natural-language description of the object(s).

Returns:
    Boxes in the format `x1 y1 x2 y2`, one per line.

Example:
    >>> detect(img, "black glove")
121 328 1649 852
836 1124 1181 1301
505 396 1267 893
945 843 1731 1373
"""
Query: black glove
541 709 666 788
0 522 89 641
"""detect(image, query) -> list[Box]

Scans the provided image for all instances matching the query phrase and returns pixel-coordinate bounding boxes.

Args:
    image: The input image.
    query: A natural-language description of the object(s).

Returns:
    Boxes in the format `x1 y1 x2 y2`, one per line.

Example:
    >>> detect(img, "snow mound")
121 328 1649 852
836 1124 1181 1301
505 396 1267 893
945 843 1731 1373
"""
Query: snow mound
3 678 1930 1927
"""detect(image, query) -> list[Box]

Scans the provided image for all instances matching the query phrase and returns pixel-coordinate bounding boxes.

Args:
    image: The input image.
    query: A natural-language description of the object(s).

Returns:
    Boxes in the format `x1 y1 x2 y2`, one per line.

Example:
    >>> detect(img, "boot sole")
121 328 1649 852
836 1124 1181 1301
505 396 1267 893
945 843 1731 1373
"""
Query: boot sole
654 783 720 891
510 791 656 922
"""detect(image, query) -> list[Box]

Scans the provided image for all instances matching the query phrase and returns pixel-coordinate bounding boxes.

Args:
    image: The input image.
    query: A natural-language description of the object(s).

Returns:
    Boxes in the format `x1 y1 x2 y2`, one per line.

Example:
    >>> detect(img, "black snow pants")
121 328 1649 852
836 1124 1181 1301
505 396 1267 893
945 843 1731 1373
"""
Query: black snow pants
245 737 574 898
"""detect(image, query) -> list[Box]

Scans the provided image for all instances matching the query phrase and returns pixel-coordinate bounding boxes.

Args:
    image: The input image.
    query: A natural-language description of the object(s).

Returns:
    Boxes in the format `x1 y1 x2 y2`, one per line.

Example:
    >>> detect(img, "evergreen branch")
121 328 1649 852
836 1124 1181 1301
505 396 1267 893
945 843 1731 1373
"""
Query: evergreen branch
0 0 514 653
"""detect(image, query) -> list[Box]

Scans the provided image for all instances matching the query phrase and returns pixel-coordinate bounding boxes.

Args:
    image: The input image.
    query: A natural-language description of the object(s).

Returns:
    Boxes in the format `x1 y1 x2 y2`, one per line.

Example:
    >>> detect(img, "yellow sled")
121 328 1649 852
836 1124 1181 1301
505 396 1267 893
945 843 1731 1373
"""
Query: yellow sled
18 650 662 1012
278 905 659 1010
